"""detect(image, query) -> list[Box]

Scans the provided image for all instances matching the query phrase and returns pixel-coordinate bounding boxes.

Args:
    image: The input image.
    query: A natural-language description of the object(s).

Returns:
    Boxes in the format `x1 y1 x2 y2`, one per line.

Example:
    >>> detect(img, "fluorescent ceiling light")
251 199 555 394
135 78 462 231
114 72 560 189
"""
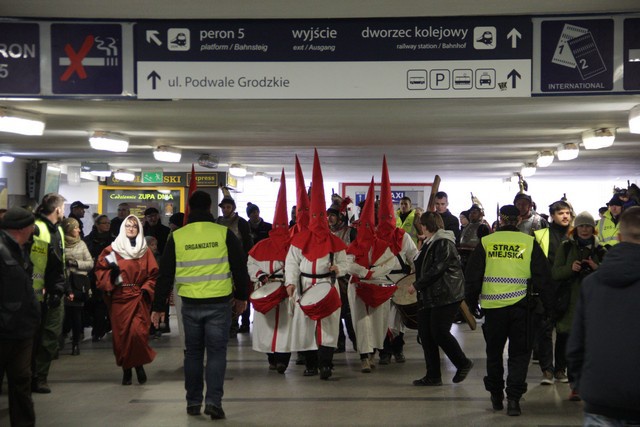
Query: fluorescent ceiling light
113 169 135 181
89 131 129 153
253 172 270 183
582 128 615 150
521 162 536 177
536 150 554 168
90 170 112 178
153 146 182 163
229 163 247 177
0 107 45 136
0 154 15 162
557 143 579 161
629 105 640 134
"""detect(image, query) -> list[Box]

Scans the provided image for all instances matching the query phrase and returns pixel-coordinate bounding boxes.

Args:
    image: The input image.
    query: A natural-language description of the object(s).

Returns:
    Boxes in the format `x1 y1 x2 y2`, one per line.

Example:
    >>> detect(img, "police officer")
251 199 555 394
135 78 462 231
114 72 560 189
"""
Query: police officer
151 190 249 420
30 193 69 394
465 205 550 416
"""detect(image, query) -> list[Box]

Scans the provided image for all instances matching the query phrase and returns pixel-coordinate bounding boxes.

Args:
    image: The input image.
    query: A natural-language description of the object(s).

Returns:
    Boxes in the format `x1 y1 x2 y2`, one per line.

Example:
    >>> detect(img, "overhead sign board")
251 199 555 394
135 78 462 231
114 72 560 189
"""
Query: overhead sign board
624 18 640 91
135 17 532 99
538 18 614 93
0 22 40 95
50 23 124 94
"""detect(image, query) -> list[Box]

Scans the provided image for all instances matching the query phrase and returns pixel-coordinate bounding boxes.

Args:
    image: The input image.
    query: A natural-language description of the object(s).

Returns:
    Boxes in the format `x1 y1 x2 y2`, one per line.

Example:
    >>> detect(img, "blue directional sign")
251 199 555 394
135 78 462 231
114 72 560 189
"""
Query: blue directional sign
624 18 640 91
0 23 40 95
540 19 614 92
135 16 532 99
51 23 123 94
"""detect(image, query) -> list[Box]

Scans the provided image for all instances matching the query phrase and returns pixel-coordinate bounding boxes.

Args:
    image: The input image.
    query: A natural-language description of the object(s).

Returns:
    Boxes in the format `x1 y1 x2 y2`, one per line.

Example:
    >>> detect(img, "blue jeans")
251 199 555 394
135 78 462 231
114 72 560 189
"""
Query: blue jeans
181 300 232 408
584 412 640 427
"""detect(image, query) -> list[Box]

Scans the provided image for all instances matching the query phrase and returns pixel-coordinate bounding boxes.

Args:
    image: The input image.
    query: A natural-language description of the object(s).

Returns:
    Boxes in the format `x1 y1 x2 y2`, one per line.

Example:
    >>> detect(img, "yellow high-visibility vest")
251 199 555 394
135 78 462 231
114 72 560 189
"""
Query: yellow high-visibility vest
480 231 533 309
173 222 233 299
395 209 417 245
30 219 65 302
598 211 619 246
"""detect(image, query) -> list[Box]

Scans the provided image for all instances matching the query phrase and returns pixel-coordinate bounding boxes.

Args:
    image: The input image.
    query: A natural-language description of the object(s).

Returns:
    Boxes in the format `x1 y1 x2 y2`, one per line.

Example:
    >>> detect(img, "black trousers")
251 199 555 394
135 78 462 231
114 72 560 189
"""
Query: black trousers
63 305 84 345
482 304 532 400
337 279 357 351
417 302 468 380
303 346 334 370
0 338 36 426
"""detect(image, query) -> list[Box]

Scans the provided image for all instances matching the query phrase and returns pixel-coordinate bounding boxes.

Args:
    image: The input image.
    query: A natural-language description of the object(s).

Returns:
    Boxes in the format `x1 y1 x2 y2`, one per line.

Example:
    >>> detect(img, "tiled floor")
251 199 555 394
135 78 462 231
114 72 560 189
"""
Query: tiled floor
1 316 584 426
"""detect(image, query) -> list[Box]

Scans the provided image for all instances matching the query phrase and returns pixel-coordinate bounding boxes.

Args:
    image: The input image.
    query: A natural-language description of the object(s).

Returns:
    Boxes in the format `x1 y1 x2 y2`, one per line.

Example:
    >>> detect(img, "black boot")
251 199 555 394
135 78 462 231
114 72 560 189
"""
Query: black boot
71 344 80 356
135 366 147 384
122 368 132 385
507 399 521 416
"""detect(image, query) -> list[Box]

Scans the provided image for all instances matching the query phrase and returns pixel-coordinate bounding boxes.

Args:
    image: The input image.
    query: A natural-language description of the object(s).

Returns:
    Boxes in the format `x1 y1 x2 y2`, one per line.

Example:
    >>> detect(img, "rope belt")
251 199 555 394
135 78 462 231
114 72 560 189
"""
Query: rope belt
121 283 139 287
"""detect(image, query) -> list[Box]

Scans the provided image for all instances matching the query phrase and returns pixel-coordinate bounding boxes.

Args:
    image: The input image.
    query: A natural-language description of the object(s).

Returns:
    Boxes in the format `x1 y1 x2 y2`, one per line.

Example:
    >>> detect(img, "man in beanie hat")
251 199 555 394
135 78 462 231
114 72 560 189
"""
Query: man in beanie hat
285 149 349 380
216 188 253 335
465 204 550 416
599 193 624 247
514 193 548 236
533 200 574 386
69 200 89 238
247 170 293 373
0 207 40 426
143 207 171 256
246 202 272 244
30 193 70 394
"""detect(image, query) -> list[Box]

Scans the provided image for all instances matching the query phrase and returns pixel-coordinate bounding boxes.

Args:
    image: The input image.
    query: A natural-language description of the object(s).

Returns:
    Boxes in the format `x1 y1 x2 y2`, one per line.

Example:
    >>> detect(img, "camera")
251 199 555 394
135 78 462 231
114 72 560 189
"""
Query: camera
580 261 593 275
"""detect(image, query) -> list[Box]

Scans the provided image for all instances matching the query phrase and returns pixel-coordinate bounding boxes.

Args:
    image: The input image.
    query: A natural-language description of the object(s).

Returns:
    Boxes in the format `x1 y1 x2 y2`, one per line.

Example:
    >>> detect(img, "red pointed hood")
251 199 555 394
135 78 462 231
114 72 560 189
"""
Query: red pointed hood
249 169 291 261
376 156 406 255
291 149 346 260
291 155 309 235
347 178 390 268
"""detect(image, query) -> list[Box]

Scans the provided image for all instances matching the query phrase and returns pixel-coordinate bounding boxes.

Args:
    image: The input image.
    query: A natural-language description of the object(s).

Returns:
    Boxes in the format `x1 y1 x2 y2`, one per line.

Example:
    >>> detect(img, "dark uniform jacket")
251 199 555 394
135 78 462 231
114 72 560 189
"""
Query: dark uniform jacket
143 222 171 256
0 231 40 340
464 225 551 311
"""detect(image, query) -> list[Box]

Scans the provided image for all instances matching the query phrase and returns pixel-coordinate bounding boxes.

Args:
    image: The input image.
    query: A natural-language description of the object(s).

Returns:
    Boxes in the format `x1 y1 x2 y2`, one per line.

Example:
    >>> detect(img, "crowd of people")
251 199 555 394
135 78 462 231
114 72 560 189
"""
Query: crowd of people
1 158 639 425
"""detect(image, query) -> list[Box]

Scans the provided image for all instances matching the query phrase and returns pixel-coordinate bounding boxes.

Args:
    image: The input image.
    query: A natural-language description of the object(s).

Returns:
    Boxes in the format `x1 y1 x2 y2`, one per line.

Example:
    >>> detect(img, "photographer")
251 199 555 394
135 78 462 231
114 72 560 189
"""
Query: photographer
552 211 606 401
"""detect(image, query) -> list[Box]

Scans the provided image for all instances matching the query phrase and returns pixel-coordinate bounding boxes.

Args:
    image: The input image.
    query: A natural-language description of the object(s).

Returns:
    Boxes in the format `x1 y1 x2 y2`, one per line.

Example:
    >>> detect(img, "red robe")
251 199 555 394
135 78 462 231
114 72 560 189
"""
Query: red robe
96 246 158 369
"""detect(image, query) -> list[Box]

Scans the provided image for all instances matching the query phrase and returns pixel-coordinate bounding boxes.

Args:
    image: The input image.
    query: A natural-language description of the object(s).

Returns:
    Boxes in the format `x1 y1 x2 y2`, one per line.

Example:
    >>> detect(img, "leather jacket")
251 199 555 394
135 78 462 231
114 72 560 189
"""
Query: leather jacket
413 229 465 308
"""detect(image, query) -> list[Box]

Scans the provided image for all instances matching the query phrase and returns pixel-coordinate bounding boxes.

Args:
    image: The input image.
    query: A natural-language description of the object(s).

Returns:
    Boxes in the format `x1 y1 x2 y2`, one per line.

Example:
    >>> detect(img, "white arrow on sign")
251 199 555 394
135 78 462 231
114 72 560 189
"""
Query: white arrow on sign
146 30 162 46
507 28 522 49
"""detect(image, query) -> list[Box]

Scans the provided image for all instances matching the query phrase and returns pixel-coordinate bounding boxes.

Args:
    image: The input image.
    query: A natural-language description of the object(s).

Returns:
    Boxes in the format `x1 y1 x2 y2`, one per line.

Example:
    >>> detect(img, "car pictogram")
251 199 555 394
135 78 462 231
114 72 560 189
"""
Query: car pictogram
479 73 492 86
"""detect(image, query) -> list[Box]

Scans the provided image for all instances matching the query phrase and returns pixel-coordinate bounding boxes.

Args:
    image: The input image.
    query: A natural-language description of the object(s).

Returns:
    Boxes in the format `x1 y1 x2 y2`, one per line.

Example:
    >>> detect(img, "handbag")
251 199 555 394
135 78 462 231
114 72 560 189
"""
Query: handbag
70 272 91 293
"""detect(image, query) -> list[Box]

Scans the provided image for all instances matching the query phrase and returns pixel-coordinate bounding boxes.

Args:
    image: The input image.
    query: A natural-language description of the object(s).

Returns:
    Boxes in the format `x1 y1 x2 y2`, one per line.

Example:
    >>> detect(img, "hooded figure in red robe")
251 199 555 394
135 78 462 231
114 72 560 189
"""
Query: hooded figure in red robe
285 149 349 380
248 169 293 373
346 178 396 372
375 156 419 365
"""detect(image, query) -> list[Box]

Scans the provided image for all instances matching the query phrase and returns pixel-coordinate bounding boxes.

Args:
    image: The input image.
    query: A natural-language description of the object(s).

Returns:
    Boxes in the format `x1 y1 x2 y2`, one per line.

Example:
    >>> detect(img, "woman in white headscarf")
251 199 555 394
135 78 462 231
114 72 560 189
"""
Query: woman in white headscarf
96 215 158 386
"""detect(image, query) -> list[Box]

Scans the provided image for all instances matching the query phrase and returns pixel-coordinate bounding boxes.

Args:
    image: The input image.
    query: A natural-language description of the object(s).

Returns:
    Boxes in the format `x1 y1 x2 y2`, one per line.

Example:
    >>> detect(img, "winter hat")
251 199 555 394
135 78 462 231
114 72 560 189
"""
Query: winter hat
61 217 80 235
246 202 260 216
574 211 596 228
169 212 185 227
218 186 236 208
607 194 624 207
0 207 35 230
499 205 520 222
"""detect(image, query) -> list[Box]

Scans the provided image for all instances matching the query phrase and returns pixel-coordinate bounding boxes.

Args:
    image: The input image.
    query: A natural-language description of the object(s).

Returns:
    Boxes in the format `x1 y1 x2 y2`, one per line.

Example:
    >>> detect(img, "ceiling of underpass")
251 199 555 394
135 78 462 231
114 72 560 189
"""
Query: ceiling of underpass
1 1 640 183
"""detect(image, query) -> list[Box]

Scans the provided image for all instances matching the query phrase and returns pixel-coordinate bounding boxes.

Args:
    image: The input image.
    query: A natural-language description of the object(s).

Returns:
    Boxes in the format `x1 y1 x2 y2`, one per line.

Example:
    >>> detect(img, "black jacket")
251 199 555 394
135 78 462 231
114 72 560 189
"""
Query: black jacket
34 214 69 298
0 231 40 340
143 222 171 255
440 210 461 241
152 211 250 312
413 229 465 308
567 242 640 421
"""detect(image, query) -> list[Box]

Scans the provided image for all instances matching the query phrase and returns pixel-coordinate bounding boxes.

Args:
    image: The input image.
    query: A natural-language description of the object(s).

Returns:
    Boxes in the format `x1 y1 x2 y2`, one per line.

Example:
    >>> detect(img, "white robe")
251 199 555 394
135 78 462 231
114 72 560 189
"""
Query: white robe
347 246 397 354
285 247 349 351
247 257 291 353
387 233 419 335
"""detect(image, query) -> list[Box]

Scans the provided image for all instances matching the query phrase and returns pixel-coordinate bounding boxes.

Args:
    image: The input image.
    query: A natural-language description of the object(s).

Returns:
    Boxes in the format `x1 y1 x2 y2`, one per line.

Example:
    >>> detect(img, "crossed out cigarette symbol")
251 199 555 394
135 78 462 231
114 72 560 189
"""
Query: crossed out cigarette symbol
60 35 94 81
